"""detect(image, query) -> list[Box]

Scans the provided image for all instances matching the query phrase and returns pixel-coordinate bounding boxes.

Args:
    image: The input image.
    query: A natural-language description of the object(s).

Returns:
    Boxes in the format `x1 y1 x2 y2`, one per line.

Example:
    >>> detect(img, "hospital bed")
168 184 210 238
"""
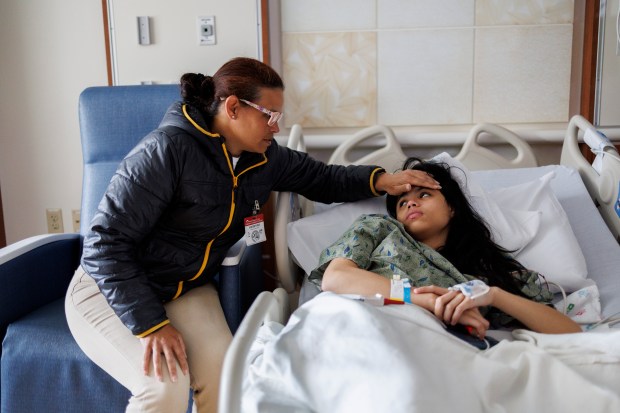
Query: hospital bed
220 115 620 412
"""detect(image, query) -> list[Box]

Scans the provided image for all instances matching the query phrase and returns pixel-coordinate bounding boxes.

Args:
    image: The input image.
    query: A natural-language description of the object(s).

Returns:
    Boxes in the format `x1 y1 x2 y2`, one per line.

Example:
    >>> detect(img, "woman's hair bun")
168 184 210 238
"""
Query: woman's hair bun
180 73 214 101
199 75 215 98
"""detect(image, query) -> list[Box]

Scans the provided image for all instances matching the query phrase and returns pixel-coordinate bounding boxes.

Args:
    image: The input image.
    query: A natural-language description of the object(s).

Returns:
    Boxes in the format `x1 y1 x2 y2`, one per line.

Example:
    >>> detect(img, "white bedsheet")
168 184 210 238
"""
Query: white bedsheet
243 293 620 412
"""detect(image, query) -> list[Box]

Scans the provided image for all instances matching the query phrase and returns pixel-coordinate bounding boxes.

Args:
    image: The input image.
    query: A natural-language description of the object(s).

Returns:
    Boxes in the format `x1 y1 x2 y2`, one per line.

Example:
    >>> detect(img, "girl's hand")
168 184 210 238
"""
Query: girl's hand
417 284 582 335
413 285 493 336
456 308 490 339
374 170 441 195
140 323 189 383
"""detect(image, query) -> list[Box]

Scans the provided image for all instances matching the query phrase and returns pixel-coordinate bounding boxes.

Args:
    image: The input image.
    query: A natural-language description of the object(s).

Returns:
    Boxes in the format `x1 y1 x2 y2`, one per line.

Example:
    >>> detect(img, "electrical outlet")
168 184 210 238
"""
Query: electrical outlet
46 208 64 233
71 209 81 232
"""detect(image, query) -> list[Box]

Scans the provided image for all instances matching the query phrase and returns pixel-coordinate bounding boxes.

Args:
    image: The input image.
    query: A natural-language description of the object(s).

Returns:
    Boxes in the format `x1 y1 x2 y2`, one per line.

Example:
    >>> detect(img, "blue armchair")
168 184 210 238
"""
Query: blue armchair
0 85 264 413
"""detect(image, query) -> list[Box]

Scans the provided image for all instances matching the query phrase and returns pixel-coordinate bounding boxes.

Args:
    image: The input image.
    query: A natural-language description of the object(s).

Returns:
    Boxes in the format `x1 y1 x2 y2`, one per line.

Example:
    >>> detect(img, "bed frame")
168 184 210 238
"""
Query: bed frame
275 121 540 294
220 115 620 413
328 122 538 172
561 116 620 241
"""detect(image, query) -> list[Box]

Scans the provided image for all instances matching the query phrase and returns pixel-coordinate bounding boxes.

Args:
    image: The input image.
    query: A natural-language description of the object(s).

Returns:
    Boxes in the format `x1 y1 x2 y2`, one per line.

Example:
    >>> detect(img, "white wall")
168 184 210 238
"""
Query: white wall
597 0 620 127
110 0 260 85
0 0 107 244
0 0 260 244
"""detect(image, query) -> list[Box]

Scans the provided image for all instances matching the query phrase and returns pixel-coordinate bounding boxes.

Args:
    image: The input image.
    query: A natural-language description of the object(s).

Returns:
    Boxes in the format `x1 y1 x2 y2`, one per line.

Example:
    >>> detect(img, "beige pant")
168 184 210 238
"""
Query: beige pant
65 267 232 413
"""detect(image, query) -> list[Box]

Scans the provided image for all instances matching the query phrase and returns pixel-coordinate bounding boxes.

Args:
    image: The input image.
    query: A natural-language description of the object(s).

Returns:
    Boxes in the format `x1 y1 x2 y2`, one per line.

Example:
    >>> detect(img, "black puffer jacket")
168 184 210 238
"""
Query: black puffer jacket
81 102 384 336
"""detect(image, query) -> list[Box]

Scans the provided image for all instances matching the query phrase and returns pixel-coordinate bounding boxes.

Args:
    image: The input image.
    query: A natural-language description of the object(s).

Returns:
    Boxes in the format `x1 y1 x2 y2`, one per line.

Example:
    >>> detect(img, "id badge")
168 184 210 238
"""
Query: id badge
244 213 266 245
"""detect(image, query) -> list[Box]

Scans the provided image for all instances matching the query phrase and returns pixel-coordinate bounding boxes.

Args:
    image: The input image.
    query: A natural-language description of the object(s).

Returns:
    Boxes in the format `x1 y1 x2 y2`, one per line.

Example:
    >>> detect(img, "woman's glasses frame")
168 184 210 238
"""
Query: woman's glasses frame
238 98 283 126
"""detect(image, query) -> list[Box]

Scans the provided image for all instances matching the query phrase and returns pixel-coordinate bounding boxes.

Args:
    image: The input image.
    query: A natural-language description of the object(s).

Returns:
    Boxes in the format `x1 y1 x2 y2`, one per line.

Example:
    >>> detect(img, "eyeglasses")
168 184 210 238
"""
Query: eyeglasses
239 99 283 126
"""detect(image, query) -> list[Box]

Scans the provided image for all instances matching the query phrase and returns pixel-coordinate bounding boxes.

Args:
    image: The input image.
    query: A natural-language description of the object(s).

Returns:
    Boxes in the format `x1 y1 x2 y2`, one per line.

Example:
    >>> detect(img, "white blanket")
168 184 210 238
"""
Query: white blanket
242 293 620 413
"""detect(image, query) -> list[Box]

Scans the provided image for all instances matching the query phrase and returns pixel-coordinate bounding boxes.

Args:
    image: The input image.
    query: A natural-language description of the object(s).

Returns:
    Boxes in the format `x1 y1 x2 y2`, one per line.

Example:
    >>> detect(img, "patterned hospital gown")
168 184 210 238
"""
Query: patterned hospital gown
308 214 553 327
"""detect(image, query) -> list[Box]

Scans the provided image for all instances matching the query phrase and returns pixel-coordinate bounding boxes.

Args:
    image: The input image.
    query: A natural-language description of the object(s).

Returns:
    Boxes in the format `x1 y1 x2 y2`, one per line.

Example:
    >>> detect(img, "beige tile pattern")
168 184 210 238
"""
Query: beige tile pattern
473 25 573 123
279 0 576 128
282 32 377 128
378 29 474 125
280 0 376 32
476 0 574 25
378 0 475 28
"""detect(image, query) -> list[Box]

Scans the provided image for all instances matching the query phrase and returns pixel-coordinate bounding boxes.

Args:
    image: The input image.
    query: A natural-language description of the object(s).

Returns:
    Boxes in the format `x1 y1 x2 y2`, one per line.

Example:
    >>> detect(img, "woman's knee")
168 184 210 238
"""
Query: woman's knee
130 374 192 413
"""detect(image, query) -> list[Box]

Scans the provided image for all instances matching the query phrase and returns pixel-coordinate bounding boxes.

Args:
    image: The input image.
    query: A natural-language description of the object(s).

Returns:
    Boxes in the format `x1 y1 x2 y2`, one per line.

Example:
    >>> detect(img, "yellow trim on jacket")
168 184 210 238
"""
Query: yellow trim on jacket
171 105 267 300
369 167 386 196
136 319 171 338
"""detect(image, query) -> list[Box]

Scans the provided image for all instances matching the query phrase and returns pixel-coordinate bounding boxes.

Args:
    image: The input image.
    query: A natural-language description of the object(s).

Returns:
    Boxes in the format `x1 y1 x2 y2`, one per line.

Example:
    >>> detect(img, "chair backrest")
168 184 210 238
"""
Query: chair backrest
78 85 181 236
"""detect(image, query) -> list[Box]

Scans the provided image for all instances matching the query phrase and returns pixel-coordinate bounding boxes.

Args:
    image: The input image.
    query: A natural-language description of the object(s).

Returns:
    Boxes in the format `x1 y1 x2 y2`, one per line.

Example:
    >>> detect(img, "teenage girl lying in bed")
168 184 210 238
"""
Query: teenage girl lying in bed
308 157 581 339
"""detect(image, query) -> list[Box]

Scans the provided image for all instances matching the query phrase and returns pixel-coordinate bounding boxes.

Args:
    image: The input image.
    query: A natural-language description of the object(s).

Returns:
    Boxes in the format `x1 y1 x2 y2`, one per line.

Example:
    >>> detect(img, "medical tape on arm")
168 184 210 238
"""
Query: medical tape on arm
390 275 411 303
448 279 489 299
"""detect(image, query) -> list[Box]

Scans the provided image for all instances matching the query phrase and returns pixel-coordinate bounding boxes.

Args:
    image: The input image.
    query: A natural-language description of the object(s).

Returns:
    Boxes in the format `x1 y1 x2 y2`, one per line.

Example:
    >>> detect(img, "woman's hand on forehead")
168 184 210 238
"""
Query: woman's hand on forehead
375 170 441 196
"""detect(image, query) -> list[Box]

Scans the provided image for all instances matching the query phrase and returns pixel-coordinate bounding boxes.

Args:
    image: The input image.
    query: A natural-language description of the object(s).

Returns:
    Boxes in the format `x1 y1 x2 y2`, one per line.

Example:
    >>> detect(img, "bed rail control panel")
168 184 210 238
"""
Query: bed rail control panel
561 115 620 242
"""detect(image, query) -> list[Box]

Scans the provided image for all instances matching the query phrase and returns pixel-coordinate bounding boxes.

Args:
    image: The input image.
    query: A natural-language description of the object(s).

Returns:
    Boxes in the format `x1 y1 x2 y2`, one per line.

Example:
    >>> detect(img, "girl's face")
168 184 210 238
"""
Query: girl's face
225 87 284 156
395 186 454 249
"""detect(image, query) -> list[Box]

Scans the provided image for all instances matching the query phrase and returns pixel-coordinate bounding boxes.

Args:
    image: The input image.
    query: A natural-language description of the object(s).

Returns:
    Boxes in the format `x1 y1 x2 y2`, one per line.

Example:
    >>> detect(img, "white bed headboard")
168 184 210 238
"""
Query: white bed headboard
327 125 407 172
326 123 539 172
455 123 538 171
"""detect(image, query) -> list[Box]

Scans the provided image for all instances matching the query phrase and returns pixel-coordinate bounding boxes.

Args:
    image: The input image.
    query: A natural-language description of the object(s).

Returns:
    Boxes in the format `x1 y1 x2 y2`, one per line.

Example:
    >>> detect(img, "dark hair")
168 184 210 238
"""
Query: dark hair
179 57 284 117
386 157 528 297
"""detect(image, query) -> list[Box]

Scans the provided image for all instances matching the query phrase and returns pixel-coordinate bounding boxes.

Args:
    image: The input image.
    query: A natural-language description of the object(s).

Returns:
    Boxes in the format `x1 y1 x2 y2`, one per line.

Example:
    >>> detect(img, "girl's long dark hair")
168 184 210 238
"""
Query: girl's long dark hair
386 157 528 297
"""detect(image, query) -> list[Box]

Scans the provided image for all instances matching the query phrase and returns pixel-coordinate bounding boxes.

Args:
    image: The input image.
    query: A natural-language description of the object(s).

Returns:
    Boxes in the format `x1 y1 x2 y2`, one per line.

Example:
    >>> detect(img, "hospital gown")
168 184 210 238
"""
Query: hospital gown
308 214 553 327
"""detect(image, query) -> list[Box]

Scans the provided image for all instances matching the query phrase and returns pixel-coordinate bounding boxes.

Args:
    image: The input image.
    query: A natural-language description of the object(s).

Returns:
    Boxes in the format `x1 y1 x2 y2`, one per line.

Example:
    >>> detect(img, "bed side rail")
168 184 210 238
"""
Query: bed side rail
219 288 289 413
274 125 313 293
561 115 620 241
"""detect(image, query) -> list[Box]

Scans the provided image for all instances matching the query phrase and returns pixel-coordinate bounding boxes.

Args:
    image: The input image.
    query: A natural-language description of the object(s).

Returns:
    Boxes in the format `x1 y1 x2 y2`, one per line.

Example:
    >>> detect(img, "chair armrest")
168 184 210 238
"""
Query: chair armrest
0 234 81 338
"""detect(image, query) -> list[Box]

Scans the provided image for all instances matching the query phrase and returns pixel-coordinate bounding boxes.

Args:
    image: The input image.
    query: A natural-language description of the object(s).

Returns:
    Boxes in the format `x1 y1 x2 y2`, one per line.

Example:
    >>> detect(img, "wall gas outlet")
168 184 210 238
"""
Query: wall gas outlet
72 209 81 233
197 16 216 45
46 208 64 233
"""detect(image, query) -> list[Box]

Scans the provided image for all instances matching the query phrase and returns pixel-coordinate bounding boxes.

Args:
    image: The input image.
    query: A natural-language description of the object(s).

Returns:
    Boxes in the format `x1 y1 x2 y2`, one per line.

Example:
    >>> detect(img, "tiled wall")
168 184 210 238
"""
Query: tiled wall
280 0 575 128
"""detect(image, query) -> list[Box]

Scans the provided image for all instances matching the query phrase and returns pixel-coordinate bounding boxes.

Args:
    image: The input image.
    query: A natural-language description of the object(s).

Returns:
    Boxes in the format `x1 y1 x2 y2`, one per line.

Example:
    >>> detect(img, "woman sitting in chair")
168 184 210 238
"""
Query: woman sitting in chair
309 157 581 339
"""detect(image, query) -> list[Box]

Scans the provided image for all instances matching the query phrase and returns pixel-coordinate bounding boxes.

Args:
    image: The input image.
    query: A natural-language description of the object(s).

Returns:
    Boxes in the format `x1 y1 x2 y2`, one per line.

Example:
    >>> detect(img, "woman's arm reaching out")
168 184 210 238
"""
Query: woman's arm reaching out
414 285 582 334
322 258 490 337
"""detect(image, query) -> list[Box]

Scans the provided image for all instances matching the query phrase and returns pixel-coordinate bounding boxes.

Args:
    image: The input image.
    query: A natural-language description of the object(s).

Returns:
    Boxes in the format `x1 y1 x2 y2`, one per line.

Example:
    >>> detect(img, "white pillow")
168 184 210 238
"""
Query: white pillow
287 154 587 292
287 153 539 275
431 152 540 253
490 171 589 292
287 197 387 275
